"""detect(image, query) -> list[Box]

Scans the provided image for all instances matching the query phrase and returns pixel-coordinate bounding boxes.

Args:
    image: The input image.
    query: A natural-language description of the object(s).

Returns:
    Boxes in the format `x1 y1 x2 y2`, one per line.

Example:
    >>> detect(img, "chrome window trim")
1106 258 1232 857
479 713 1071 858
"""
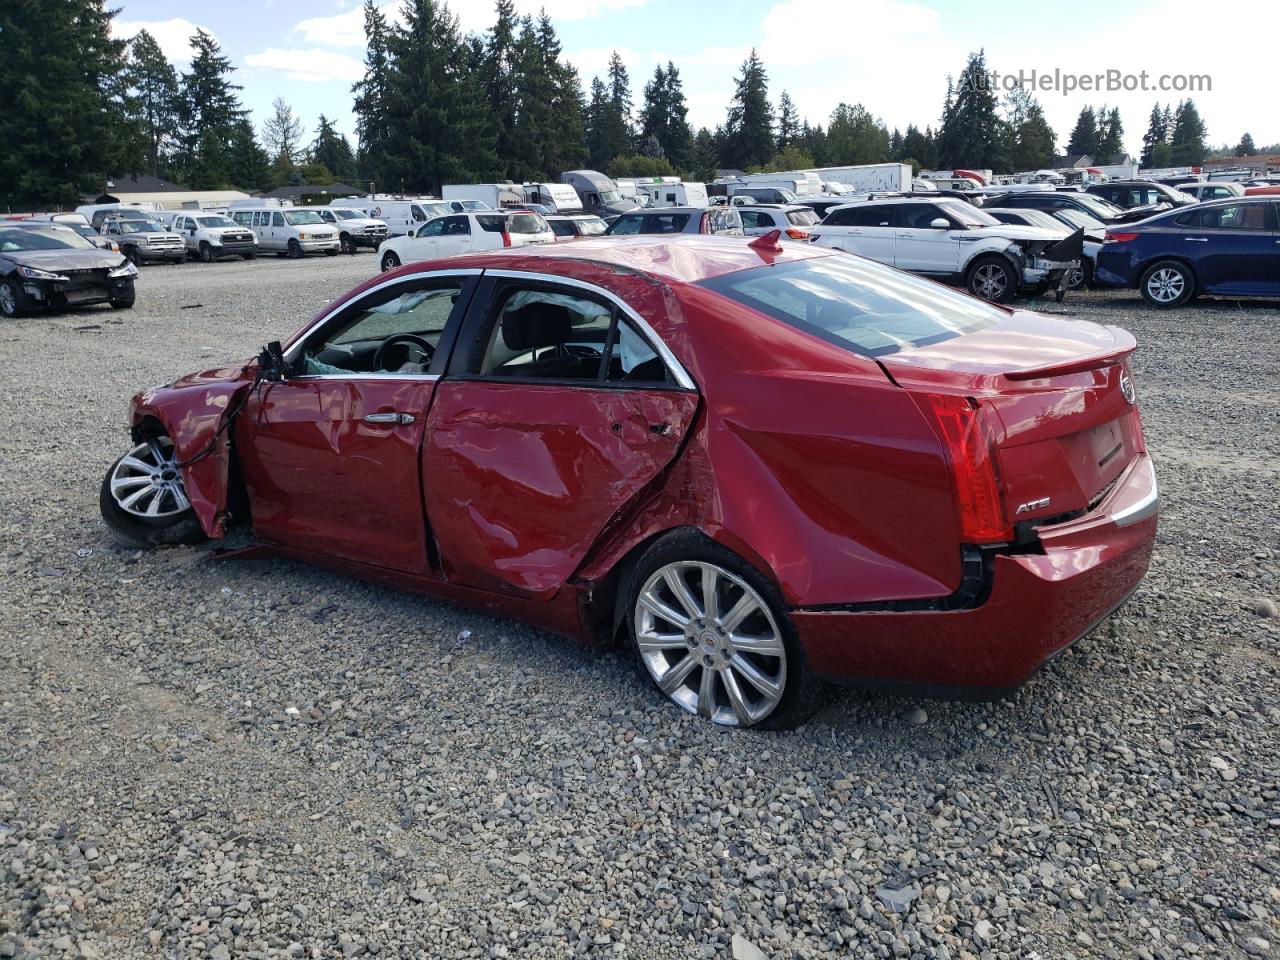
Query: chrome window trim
482 268 697 391
290 373 441 382
282 268 484 364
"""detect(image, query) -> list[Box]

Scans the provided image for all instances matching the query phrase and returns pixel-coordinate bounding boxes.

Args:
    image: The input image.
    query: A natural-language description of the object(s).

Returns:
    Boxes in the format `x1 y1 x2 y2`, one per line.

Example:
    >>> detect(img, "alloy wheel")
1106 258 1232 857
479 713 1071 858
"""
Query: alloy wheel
0 282 16 317
972 264 1008 300
635 561 786 727
1068 265 1086 289
1146 268 1185 303
108 438 191 519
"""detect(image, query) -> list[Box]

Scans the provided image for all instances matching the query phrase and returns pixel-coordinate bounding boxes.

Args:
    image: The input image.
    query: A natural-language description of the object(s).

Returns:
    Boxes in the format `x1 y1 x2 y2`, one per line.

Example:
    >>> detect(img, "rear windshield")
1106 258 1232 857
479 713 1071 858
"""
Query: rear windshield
576 217 607 236
476 215 506 233
548 219 576 237
507 213 546 234
786 209 819 226
607 212 691 235
698 254 1002 358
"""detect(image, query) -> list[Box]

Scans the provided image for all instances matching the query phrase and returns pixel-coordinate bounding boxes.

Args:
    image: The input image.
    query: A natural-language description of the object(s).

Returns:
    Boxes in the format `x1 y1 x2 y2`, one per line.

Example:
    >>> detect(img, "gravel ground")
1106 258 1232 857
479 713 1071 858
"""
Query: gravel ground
1 253 1277 960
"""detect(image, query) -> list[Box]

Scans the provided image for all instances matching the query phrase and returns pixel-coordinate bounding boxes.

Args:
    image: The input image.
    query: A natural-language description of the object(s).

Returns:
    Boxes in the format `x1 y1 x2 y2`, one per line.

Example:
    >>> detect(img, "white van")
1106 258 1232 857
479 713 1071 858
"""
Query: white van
227 206 339 258
442 183 523 211
640 181 708 208
521 182 583 214
330 197 451 237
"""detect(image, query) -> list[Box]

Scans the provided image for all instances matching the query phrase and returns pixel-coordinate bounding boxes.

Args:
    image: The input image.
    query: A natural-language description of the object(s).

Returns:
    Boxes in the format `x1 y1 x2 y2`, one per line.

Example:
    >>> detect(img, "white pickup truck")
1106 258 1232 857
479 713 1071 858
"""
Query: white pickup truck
314 208 389 253
161 212 257 262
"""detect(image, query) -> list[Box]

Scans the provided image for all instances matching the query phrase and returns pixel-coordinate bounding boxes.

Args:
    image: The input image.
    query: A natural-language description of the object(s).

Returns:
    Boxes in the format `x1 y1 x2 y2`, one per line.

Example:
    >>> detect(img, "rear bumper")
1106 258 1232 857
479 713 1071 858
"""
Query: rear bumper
794 454 1158 695
1093 250 1140 288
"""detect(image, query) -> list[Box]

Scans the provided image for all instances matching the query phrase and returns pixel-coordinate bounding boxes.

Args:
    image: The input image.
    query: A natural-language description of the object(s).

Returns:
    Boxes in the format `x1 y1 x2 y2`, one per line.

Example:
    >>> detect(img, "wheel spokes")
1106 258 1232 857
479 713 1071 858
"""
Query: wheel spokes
658 653 698 694
721 667 753 726
663 567 702 620
639 592 690 630
701 566 719 621
636 629 688 652
697 664 717 718
720 591 759 634
732 654 782 700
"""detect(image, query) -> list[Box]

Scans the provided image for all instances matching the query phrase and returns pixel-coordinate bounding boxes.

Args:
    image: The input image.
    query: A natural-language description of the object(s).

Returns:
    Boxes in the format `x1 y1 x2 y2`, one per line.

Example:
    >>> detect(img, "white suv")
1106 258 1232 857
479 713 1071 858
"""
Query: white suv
165 212 257 262
810 197 1079 302
315 208 389 253
378 211 554 271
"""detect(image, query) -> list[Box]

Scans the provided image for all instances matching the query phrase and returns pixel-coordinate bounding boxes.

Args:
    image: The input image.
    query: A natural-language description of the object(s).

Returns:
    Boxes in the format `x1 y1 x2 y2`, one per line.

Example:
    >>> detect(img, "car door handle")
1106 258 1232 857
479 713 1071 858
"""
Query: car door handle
1184 237 1208 242
363 412 415 425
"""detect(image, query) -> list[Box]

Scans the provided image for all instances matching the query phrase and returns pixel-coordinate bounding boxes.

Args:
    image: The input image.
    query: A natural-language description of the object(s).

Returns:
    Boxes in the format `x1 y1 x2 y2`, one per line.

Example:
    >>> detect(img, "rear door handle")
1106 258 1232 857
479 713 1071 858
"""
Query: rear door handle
363 412 415 425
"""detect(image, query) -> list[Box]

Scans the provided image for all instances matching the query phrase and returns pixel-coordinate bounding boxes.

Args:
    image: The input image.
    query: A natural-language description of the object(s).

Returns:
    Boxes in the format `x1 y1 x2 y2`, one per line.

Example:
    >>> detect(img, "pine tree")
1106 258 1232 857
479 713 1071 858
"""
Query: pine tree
1003 90 1057 172
691 127 719 182
1096 106 1124 160
177 29 248 188
935 52 1003 170
639 63 693 172
1236 132 1257 155
586 77 611 169
483 0 521 179
720 50 773 170
1066 105 1100 158
310 116 357 181
0 0 135 207
262 97 304 166
1139 103 1167 167
227 119 270 191
352 0 392 186
1169 99 1208 165
776 91 799 153
380 0 497 194
825 104 890 166
123 30 181 178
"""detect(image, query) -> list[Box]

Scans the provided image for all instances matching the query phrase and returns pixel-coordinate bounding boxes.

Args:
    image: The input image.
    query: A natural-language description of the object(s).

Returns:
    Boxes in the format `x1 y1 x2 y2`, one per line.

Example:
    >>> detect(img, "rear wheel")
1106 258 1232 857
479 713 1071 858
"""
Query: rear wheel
287 239 302 259
626 532 822 729
965 255 1016 304
1139 259 1194 308
381 251 401 272
1067 259 1093 291
199 241 214 263
99 436 205 547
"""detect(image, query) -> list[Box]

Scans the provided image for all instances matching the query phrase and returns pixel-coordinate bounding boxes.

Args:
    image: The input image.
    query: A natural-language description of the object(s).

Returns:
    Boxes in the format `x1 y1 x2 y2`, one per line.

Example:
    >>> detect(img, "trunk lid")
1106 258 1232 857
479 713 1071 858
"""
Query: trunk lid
883 310 1144 527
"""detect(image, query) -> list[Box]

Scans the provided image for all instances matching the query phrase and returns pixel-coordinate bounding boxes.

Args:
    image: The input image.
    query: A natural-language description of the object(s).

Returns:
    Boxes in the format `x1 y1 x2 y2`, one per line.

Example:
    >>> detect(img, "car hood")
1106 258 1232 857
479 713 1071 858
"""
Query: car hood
5 248 127 271
969 224 1065 242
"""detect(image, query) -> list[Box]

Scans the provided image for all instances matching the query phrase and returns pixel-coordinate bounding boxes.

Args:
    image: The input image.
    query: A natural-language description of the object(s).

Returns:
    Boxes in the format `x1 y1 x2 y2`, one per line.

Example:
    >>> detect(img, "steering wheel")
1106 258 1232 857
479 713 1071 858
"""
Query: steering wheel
373 333 434 372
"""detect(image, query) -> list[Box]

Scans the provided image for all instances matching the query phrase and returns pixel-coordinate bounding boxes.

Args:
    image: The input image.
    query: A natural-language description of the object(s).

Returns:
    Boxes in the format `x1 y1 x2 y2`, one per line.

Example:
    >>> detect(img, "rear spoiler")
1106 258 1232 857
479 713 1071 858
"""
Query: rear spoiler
1003 347 1133 381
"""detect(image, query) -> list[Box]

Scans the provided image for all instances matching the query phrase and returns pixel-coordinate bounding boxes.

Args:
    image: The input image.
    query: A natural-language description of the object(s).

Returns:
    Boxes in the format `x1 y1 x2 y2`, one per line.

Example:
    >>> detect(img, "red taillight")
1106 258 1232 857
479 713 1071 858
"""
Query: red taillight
785 227 809 240
501 231 511 248
1104 232 1138 244
919 394 1011 543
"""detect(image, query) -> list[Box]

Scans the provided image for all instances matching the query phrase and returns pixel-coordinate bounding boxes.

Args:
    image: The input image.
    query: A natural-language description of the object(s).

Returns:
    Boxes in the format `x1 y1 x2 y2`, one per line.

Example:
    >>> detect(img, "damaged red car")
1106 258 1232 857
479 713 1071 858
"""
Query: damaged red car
101 235 1158 728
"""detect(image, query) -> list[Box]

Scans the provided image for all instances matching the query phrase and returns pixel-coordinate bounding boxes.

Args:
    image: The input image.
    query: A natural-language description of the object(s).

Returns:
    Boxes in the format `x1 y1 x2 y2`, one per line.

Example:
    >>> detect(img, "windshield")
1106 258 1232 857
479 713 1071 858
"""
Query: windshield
198 216 237 228
698 254 1001 358
118 220 163 234
69 224 100 239
284 210 325 226
996 209 1062 231
0 225 94 251
940 201 1000 227
1053 208 1106 231
598 189 622 204
1076 194 1123 216
576 217 607 236
328 209 361 220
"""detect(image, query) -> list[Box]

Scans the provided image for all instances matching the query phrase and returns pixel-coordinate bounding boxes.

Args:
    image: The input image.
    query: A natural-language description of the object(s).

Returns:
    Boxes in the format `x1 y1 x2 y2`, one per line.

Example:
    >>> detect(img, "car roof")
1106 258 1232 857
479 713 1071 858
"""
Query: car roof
404 235 835 284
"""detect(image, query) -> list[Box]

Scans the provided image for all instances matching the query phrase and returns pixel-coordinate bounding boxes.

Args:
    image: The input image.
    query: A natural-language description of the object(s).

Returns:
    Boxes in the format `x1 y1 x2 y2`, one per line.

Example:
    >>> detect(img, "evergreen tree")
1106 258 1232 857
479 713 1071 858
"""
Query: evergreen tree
889 127 904 162
1096 106 1124 160
638 63 693 172
352 0 392 186
123 30 181 178
1236 132 1257 155
0 0 134 207
800 121 829 167
585 52 633 169
720 50 773 170
1066 105 1100 158
1139 103 1169 167
262 96 304 166
1003 89 1057 172
585 77 612 169
227 118 270 191
776 90 799 153
1169 99 1208 165
483 0 521 179
935 52 1003 170
690 127 719 182
825 103 890 166
310 115 357 181
379 0 497 193
177 29 248 188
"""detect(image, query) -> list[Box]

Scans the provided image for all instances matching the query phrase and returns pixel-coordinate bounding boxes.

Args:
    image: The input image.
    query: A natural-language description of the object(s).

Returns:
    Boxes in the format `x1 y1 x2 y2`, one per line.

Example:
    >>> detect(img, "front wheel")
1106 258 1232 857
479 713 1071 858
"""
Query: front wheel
1139 259 1194 308
965 255 1016 304
627 533 822 729
99 436 206 547
126 247 143 267
199 242 214 263
287 239 302 259
109 290 135 309
0 278 27 317
340 235 356 254
381 251 401 272
1067 259 1093 291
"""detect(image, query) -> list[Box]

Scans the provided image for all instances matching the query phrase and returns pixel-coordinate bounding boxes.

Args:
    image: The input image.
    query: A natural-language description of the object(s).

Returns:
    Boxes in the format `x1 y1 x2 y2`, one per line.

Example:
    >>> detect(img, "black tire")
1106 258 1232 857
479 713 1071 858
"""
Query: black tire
1139 259 1195 308
199 242 214 263
243 251 256 260
965 254 1017 304
287 239 302 259
126 247 143 267
109 292 135 310
340 234 356 254
381 251 401 272
0 278 28 318
624 530 825 730
99 437 206 548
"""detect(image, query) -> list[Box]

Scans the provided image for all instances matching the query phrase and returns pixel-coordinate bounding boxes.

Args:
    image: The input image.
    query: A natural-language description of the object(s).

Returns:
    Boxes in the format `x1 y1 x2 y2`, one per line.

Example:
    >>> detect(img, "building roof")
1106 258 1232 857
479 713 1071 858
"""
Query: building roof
1053 154 1093 169
262 182 362 200
101 174 189 194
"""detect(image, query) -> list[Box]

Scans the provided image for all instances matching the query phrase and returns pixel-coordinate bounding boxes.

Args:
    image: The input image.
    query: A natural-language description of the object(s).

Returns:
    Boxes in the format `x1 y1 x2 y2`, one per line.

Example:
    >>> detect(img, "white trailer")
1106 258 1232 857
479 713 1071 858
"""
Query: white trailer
803 164 912 194
640 181 708 208
734 172 822 197
522 182 583 213
441 183 524 210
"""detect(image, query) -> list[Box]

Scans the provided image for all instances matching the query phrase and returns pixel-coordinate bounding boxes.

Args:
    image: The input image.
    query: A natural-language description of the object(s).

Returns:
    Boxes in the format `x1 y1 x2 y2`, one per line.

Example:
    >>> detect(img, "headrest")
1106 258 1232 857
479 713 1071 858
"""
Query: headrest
502 302 572 351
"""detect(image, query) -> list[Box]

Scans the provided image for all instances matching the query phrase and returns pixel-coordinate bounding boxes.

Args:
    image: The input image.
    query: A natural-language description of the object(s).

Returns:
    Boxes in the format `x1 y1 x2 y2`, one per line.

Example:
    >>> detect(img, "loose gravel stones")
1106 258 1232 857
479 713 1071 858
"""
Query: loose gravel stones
1 257 1278 958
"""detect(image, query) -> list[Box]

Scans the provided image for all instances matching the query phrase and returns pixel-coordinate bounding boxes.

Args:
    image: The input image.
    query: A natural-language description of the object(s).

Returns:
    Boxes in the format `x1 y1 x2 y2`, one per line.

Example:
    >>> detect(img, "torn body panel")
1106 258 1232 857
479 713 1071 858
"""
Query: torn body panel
129 364 256 538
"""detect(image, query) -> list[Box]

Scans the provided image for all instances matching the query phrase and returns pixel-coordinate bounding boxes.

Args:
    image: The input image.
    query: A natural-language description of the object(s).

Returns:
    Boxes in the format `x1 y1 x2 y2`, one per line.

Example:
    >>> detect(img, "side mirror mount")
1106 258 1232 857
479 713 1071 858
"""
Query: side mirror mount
930 217 951 229
258 340 286 382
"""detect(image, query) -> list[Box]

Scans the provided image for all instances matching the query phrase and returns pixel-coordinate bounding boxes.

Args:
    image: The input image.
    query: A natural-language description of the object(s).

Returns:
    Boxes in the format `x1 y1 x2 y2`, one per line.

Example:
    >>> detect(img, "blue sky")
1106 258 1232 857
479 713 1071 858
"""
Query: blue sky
113 0 1272 163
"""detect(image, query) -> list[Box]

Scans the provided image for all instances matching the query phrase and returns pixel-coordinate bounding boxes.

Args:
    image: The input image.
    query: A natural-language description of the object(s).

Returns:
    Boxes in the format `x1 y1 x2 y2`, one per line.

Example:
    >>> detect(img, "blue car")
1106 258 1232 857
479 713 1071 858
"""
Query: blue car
1094 197 1280 307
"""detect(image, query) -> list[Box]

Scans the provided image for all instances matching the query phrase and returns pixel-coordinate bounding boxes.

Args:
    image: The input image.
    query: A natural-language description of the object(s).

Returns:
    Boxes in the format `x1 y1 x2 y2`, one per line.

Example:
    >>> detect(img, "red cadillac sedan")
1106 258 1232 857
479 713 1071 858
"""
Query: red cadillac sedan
101 234 1158 728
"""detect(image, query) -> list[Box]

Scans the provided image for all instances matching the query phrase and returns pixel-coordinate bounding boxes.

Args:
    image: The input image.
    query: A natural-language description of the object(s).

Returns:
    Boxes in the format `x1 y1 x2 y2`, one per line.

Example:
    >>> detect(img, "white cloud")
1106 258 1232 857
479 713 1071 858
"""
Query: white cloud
243 48 366 85
112 18 215 63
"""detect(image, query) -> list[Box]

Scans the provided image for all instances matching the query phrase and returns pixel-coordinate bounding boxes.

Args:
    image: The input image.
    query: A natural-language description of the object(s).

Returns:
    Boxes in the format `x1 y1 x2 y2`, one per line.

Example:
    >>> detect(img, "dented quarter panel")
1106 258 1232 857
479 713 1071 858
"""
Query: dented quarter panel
128 364 256 538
